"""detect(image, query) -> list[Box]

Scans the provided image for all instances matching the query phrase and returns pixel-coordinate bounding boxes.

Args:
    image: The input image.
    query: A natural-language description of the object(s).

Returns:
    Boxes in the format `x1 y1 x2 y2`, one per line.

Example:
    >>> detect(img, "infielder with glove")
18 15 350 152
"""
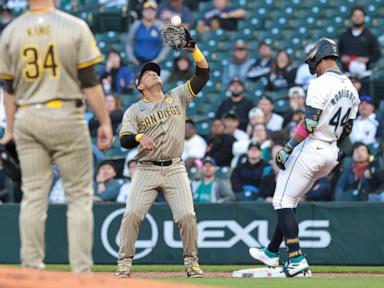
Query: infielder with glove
249 38 360 277
116 24 209 278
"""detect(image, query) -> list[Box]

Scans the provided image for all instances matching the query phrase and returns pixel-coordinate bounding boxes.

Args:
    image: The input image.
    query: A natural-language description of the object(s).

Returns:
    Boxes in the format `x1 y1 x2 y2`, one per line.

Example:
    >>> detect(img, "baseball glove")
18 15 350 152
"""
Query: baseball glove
0 141 21 184
162 24 196 50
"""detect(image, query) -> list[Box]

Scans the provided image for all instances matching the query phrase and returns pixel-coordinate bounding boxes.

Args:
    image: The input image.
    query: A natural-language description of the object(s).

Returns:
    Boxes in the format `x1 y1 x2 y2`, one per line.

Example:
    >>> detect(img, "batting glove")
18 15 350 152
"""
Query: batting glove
275 144 293 170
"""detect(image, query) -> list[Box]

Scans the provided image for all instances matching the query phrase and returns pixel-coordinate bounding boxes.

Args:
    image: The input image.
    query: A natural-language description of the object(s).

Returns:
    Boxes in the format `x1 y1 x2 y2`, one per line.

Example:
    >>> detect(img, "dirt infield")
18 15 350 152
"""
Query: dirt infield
0 268 213 288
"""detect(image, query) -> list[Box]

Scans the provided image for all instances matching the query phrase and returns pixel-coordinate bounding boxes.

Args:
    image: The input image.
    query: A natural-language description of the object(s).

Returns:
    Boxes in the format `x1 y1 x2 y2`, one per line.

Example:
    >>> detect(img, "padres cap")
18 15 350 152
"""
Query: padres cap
135 62 161 91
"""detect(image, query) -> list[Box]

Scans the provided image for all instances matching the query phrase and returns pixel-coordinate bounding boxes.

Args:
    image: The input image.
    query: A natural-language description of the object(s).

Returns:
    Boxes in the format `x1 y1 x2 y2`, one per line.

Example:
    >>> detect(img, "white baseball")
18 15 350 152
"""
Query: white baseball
171 15 182 26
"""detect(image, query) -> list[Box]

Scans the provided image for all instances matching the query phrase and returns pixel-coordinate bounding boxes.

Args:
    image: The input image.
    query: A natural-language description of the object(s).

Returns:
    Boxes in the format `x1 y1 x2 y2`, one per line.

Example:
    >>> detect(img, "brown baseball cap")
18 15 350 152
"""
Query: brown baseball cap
135 62 161 91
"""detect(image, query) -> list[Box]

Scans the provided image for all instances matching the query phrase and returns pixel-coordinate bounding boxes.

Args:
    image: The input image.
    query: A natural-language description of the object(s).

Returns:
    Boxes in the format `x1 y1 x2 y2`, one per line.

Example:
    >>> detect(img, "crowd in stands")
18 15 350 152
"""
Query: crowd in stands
0 0 384 204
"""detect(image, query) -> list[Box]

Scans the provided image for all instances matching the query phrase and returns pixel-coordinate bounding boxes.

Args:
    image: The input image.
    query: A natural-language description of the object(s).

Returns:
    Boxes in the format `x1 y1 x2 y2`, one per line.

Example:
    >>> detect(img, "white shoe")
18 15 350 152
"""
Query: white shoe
249 248 279 267
281 257 309 277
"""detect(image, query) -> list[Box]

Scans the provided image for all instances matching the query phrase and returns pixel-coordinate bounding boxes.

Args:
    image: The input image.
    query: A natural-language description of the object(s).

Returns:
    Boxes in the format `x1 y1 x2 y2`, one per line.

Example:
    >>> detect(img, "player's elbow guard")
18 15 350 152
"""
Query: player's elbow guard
120 133 139 149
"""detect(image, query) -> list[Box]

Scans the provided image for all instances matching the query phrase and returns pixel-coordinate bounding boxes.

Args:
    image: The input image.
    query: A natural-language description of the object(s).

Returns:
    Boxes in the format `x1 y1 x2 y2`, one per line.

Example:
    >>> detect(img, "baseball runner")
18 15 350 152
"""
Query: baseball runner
116 25 209 278
0 0 113 272
249 38 360 277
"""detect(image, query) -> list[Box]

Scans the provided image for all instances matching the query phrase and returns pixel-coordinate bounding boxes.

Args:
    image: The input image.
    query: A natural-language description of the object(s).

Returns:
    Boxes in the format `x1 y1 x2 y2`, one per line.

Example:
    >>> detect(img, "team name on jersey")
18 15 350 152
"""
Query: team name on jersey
331 89 357 106
138 105 181 132
27 25 51 37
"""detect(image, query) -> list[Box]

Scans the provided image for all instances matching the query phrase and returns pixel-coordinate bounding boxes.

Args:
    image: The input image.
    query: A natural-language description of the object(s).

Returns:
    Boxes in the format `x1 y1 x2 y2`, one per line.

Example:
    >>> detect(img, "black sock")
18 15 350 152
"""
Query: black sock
267 224 283 253
276 208 303 259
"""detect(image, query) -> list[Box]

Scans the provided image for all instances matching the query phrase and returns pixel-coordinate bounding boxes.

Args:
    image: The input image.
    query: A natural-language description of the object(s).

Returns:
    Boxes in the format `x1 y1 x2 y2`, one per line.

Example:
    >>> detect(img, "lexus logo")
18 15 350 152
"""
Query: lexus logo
101 208 159 260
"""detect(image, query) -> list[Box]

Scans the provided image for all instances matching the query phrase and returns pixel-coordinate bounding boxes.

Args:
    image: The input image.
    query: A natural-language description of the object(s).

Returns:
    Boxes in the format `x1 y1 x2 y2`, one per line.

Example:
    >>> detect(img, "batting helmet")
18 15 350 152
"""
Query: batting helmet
305 38 339 75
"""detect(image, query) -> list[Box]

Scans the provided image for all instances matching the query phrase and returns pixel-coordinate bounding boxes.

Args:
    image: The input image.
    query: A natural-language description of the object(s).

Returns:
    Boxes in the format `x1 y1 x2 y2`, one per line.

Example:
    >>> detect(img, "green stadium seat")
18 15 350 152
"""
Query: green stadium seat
198 2 213 12
216 167 232 179
195 121 212 137
368 142 381 156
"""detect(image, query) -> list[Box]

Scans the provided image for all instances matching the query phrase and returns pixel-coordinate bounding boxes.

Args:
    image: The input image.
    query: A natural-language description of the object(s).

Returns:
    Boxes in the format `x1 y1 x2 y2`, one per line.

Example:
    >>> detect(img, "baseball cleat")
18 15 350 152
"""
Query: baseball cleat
249 247 279 267
281 257 309 277
185 265 204 278
115 262 131 278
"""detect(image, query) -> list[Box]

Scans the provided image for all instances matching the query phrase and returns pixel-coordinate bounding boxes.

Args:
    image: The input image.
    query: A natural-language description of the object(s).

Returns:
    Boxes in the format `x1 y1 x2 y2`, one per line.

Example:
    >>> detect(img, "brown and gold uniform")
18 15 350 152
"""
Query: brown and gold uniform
0 9 103 272
118 82 200 268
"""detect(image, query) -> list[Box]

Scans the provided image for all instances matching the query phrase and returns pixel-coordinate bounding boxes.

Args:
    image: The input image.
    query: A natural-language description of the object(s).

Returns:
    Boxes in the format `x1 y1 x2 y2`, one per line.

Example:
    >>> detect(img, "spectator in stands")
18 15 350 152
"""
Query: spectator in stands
350 76 364 95
233 123 272 167
191 157 235 203
216 77 254 131
116 159 137 203
99 49 134 94
0 5 12 32
246 107 265 135
288 86 306 112
294 43 316 90
89 94 124 137
197 0 246 32
259 143 282 202
182 119 207 170
335 142 382 201
247 41 273 84
166 54 194 83
126 1 169 68
266 49 297 91
306 177 332 202
222 39 255 85
349 95 384 145
257 95 284 132
231 141 272 201
206 118 236 167
94 160 123 202
157 0 194 28
338 6 381 78
283 86 306 126
223 112 249 141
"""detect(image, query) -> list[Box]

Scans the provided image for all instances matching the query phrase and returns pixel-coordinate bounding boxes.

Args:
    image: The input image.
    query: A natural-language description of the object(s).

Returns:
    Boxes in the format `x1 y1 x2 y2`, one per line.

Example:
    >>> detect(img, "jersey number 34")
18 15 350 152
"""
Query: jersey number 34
21 43 60 82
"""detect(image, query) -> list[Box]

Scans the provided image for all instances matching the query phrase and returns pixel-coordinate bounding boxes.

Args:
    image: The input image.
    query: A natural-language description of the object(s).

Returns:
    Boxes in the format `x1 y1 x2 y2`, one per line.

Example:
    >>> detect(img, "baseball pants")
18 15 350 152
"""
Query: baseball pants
273 138 339 210
118 159 199 267
14 104 94 273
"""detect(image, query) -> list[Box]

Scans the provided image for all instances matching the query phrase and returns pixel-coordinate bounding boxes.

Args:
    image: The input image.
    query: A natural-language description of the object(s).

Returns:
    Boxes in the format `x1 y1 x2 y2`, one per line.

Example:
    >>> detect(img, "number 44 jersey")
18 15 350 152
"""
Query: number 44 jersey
0 9 103 105
306 70 360 143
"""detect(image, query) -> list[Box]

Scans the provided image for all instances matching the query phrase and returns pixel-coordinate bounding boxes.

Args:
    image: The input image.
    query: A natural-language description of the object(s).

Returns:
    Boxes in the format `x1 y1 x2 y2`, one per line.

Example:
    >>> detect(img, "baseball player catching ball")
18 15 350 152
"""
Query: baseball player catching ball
116 24 209 278
249 38 360 277
0 0 112 272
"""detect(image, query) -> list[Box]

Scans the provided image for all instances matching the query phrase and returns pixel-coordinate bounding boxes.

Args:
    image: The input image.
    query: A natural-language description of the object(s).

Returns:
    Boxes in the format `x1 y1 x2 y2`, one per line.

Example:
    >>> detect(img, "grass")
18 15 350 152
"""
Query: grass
2 264 384 288
40 264 384 274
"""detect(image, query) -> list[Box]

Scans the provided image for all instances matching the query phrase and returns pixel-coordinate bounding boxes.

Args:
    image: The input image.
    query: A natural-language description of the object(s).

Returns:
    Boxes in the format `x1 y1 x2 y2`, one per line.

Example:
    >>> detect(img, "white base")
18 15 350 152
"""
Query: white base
232 267 312 278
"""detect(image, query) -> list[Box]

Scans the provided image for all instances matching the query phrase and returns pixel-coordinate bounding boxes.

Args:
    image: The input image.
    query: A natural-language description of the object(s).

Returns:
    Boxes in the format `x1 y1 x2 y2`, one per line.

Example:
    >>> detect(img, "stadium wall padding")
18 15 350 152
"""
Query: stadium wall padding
0 202 383 265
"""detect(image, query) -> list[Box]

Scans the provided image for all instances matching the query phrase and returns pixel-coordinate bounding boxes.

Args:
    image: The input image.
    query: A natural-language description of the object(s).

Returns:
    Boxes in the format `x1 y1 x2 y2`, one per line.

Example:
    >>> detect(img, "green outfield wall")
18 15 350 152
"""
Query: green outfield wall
0 203 383 265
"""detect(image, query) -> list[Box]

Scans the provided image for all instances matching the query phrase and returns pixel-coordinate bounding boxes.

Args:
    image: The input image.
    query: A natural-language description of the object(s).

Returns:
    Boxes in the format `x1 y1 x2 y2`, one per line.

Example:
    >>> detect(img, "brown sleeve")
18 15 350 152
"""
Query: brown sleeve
189 66 210 95
77 66 101 88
